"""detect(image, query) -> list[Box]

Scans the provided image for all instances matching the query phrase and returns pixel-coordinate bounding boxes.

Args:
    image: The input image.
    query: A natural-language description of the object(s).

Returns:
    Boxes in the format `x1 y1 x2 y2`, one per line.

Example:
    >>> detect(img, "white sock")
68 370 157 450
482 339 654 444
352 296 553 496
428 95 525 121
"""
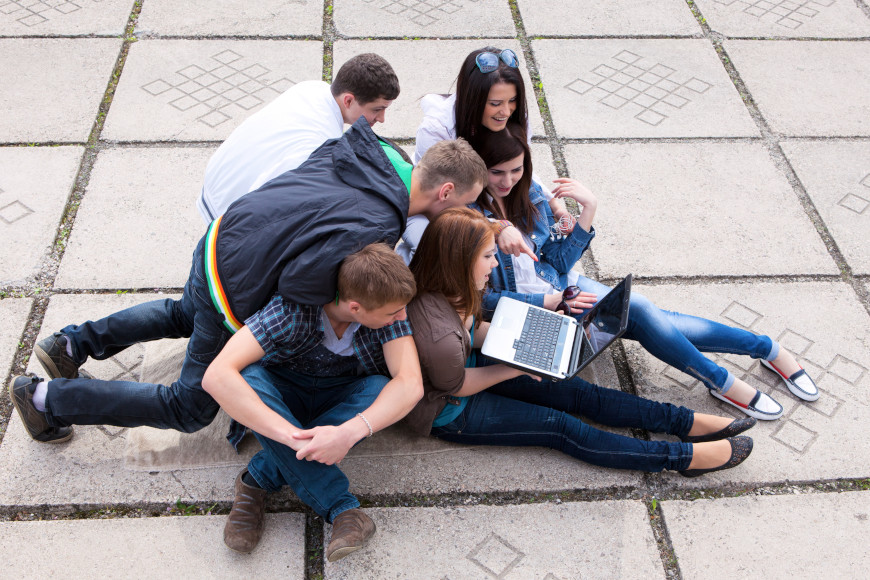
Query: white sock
32 380 48 412
65 338 73 357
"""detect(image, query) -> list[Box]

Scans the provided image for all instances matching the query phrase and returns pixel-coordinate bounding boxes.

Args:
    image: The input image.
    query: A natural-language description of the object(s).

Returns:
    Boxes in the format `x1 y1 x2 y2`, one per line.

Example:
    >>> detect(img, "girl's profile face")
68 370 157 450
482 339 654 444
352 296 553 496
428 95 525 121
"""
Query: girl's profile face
480 82 517 132
487 153 525 199
473 235 499 291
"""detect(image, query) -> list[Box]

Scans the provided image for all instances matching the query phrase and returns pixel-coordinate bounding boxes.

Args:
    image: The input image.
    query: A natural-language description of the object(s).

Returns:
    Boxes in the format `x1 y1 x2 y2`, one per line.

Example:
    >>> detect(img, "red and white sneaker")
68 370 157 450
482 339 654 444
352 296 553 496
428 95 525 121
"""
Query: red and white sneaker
761 359 820 402
710 388 783 421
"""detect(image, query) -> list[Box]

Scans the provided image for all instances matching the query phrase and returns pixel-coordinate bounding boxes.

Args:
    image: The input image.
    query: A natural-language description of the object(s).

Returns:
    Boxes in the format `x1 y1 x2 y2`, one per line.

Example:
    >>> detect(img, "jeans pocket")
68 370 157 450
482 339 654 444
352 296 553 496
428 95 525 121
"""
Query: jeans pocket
187 323 229 364
432 411 467 436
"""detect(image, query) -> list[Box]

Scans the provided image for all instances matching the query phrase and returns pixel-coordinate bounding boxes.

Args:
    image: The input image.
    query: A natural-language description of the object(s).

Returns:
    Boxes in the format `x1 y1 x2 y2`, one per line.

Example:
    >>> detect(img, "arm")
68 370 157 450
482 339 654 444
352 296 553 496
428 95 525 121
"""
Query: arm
455 364 537 396
550 178 598 233
413 116 451 164
293 336 424 465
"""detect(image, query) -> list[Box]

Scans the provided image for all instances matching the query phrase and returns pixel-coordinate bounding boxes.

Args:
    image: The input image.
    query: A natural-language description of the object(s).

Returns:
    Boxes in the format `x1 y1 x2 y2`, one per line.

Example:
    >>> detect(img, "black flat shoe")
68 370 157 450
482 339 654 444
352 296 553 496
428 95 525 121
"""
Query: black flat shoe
681 416 757 443
679 436 753 478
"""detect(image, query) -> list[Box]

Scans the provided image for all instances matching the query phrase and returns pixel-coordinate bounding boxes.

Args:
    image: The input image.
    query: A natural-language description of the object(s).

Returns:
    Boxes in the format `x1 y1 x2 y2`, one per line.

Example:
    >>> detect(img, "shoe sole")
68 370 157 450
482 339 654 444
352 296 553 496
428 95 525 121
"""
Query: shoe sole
34 344 64 381
9 380 74 444
327 545 364 562
709 389 782 421
760 359 820 402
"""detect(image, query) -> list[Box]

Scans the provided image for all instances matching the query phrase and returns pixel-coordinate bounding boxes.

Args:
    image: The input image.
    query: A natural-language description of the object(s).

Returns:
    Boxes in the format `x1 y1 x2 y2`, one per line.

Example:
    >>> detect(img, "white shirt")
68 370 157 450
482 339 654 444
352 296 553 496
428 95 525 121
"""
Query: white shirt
197 80 344 222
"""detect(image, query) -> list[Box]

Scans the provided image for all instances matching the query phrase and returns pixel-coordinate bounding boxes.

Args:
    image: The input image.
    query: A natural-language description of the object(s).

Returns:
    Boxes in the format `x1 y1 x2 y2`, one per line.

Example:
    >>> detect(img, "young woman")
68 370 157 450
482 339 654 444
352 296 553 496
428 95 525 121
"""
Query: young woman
405 207 755 477
467 121 821 420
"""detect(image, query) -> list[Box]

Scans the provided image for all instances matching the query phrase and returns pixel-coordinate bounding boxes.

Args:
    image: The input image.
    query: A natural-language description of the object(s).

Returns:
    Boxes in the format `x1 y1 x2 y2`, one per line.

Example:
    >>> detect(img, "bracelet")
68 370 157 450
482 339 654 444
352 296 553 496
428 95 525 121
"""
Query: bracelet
494 220 513 234
357 413 373 438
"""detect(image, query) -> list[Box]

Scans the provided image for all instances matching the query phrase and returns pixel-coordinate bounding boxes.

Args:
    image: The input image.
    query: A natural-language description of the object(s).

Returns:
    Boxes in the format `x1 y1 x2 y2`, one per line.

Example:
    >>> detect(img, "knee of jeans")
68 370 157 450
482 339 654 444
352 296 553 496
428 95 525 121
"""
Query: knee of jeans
628 292 654 314
179 391 220 433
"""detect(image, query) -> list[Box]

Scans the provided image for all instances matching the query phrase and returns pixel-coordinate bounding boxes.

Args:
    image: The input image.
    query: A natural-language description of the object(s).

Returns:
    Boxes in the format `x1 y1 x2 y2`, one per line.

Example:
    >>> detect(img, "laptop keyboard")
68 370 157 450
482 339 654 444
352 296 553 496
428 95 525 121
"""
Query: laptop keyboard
513 308 564 370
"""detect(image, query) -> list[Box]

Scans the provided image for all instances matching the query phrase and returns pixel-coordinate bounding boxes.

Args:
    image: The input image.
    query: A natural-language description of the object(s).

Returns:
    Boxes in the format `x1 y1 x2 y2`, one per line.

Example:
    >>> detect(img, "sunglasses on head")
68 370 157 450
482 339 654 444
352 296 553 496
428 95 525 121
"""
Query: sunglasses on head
556 285 583 316
475 49 519 74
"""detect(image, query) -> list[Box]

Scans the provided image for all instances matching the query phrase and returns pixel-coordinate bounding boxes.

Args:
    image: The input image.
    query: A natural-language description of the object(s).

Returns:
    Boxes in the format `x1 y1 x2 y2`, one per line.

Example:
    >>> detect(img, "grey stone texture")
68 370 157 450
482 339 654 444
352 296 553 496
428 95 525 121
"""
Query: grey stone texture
334 39 546 140
0 38 122 142
102 40 323 141
780 140 870 275
54 147 210 289
519 0 702 36
0 0 130 36
562 141 836 279
324 502 664 580
725 40 870 136
136 0 323 36
335 0 515 37
628 281 870 484
663 491 870 579
0 514 306 578
694 0 870 38
0 146 84 284
0 298 31 380
534 39 759 138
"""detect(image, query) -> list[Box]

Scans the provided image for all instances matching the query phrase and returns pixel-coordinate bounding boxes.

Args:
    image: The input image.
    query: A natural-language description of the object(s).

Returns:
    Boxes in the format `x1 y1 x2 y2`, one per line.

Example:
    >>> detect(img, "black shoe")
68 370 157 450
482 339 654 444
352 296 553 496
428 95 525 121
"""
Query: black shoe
34 332 80 380
8 375 73 443
679 436 753 478
681 416 757 443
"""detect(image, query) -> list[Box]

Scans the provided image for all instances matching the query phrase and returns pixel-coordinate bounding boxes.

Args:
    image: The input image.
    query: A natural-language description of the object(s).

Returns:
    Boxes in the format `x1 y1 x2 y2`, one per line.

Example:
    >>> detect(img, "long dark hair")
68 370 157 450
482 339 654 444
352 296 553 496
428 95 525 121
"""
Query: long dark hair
454 47 529 142
410 208 497 320
472 121 538 235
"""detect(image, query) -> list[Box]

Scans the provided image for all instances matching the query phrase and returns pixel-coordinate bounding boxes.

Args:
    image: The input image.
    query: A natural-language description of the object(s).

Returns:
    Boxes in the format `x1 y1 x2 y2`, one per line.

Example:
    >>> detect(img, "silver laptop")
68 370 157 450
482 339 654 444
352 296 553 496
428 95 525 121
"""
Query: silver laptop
481 275 632 380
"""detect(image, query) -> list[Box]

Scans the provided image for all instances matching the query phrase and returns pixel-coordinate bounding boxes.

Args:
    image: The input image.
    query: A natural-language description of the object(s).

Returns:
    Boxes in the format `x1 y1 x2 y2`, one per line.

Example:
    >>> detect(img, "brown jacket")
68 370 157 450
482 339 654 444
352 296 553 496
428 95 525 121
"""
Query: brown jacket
404 292 471 435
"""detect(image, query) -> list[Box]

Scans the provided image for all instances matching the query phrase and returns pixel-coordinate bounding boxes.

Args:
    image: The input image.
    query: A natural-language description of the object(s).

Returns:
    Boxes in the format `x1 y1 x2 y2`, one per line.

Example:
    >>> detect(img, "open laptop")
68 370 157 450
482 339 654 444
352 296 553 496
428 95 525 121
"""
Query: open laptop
481 275 632 380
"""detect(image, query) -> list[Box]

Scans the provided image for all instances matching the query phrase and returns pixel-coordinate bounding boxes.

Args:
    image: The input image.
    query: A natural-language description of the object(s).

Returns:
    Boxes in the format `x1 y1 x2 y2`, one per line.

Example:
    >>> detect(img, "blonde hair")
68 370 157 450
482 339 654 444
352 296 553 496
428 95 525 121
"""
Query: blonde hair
338 243 416 309
415 139 487 196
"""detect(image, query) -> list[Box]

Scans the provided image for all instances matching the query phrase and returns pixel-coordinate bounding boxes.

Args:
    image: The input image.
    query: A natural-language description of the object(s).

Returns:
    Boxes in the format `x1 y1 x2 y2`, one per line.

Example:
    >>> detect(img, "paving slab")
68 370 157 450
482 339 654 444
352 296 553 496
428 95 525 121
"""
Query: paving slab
0 146 84 284
0 298 31 381
0 0 130 37
101 39 322 142
335 0 514 37
562 141 836 278
663 491 870 579
0 39 122 143
0 514 306 578
135 0 323 36
725 40 870 137
324 502 664 579
55 147 210 290
334 39 546 140
780 140 870 275
518 0 701 36
534 39 758 138
624 280 870 485
694 0 870 38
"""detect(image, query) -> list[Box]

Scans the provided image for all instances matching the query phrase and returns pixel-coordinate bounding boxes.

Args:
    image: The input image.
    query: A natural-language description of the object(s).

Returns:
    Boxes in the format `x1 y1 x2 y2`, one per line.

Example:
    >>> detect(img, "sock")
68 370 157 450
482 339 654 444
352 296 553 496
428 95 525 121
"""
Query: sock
242 470 262 489
64 336 73 357
32 380 48 412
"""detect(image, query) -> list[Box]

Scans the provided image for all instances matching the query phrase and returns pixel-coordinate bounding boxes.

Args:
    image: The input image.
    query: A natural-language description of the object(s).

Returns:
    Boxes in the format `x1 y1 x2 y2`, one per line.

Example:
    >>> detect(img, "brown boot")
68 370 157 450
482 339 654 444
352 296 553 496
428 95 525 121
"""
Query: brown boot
326 508 376 562
223 470 267 553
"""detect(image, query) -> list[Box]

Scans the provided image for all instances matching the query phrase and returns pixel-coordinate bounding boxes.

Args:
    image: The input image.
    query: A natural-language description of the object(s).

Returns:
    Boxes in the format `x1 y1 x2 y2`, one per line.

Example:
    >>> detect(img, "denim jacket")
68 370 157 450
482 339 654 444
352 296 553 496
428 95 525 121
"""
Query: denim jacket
471 184 595 318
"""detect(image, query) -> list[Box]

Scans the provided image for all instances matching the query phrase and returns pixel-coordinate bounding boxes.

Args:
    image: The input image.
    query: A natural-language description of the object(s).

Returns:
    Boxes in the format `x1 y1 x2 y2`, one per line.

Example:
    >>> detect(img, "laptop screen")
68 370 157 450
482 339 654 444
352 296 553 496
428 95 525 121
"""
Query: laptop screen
577 281 628 367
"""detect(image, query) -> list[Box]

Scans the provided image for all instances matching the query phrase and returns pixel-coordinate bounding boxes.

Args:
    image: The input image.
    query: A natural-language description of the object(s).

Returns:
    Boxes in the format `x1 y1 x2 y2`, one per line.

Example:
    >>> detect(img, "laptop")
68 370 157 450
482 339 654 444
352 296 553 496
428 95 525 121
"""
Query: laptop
481 275 632 380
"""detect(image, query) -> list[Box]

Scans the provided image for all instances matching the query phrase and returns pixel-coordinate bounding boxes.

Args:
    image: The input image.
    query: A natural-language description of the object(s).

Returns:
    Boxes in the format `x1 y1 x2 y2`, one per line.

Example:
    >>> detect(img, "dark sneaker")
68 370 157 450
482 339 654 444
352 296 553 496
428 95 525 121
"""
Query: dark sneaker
8 375 73 443
34 332 80 380
326 508 376 562
224 470 268 553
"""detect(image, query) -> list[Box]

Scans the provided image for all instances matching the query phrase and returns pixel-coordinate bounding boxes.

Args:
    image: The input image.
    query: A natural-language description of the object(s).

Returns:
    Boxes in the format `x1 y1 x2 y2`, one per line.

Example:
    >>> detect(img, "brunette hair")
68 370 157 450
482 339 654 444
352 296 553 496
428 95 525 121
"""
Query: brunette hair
472 121 538 235
338 243 416 309
409 208 498 320
454 47 529 142
415 138 487 196
331 53 400 103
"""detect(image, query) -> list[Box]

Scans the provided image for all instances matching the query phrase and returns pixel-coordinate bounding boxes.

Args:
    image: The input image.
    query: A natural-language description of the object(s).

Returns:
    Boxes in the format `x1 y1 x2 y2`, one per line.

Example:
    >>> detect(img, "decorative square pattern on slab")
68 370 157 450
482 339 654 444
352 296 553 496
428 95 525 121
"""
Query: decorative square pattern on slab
0 0 130 35
535 39 758 138
102 40 322 141
335 0 514 37
694 0 870 37
780 141 870 274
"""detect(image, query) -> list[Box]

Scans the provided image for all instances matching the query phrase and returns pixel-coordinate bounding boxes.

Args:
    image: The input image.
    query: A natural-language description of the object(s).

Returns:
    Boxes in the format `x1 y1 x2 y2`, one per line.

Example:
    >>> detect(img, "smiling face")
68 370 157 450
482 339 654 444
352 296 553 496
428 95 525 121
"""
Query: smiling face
480 82 517 132
472 234 499 290
486 152 525 199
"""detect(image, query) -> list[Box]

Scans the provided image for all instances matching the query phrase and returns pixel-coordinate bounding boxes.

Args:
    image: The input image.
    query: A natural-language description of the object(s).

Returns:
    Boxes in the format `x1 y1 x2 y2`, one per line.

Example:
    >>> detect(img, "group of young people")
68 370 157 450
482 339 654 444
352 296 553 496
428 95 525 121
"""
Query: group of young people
10 49 821 563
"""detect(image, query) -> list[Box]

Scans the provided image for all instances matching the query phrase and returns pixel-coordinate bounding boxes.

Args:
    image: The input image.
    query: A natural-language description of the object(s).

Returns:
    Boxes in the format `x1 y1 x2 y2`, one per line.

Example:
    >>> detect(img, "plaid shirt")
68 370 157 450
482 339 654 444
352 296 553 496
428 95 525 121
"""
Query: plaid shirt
245 294 412 377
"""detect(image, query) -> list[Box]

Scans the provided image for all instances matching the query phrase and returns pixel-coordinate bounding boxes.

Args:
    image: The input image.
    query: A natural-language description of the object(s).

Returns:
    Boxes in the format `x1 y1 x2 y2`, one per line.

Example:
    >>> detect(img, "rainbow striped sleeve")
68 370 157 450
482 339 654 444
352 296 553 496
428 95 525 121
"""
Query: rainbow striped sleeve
204 216 243 334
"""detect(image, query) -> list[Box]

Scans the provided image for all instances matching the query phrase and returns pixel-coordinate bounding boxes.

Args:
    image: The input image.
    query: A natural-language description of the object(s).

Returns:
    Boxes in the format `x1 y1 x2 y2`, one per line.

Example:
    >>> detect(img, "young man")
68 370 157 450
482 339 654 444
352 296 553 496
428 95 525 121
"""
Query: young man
202 244 420 561
197 53 399 222
10 120 487 445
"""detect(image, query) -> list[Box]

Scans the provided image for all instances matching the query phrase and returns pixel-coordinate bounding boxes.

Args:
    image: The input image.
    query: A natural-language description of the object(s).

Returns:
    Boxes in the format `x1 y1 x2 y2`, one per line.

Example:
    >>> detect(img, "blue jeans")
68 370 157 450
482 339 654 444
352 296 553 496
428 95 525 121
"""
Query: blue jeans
241 364 389 523
432 370 694 472
44 236 228 432
573 277 777 393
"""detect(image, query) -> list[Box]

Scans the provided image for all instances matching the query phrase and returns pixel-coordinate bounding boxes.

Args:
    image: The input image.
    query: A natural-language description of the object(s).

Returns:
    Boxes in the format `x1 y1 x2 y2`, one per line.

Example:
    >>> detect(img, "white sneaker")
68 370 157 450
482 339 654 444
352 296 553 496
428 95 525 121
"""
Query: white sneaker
761 359 820 402
710 388 783 420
